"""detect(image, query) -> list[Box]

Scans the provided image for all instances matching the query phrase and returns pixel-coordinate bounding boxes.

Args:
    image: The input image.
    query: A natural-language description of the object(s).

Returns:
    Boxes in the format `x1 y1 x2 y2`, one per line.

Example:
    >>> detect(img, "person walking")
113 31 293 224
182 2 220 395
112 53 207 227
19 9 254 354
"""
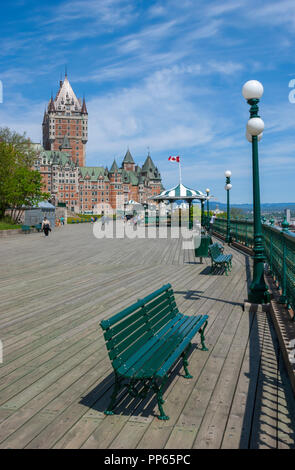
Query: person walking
42 216 51 237
60 216 64 226
209 213 216 234
101 211 105 229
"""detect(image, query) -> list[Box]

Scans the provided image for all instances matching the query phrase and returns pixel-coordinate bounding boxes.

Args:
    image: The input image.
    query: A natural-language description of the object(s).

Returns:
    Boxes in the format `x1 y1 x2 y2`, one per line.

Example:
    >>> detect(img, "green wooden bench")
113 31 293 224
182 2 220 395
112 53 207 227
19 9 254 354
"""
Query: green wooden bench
21 225 31 234
35 223 42 232
208 243 232 275
215 242 224 253
100 283 209 420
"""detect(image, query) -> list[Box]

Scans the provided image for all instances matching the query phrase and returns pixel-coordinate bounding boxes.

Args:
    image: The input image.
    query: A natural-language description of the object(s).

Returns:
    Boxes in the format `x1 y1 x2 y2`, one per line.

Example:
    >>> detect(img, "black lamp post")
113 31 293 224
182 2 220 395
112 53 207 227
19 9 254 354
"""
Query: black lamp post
242 79 270 304
225 170 232 244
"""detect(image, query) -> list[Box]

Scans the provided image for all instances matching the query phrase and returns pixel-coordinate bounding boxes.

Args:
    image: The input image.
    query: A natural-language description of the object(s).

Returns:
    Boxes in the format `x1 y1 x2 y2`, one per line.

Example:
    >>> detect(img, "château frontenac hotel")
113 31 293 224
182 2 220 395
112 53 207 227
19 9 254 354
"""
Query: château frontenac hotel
33 74 163 214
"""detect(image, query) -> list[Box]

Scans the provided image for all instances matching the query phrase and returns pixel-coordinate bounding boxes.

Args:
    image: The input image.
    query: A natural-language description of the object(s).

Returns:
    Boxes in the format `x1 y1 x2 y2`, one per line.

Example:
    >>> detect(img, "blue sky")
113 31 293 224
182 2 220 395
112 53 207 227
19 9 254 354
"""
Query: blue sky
1 0 295 203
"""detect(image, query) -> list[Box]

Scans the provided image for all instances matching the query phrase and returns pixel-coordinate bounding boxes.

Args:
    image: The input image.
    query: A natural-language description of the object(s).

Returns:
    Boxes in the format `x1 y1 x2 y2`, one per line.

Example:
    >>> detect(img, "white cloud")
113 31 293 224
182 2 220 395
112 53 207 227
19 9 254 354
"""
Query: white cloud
86 71 216 165
45 0 136 26
0 94 43 142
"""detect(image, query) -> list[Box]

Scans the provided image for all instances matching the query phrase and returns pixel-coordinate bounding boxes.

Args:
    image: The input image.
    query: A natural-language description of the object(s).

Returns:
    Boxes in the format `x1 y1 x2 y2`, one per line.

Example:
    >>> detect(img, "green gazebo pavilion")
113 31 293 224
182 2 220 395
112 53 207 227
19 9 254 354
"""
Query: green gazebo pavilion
150 183 206 229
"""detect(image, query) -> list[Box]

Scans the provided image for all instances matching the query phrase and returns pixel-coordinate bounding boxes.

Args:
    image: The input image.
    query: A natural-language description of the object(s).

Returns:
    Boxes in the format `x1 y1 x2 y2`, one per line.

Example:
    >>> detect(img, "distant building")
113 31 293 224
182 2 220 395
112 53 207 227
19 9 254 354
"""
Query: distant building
213 204 224 215
285 208 291 223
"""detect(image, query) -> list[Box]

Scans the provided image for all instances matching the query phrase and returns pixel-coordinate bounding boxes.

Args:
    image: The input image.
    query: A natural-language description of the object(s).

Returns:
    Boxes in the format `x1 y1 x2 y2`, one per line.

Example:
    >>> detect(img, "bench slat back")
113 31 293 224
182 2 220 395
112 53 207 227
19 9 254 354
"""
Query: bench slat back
100 284 178 371
209 243 221 259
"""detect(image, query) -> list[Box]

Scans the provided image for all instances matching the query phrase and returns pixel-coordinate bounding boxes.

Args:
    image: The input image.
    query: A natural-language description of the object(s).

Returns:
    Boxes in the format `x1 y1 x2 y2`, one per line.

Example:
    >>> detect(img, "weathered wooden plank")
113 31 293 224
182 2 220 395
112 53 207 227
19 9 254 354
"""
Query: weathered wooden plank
0 225 294 449
52 417 103 449
221 310 266 449
191 305 253 449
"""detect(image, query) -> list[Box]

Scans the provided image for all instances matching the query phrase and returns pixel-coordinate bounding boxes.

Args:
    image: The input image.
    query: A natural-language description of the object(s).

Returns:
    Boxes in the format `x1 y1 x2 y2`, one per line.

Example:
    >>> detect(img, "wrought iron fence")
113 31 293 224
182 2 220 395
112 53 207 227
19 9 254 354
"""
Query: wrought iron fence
209 217 295 313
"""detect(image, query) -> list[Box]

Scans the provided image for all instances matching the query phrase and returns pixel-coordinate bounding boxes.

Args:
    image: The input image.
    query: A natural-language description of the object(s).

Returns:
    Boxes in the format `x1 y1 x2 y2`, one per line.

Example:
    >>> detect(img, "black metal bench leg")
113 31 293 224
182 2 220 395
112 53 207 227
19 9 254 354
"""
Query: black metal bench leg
105 372 122 415
199 321 208 351
153 378 169 421
182 343 193 379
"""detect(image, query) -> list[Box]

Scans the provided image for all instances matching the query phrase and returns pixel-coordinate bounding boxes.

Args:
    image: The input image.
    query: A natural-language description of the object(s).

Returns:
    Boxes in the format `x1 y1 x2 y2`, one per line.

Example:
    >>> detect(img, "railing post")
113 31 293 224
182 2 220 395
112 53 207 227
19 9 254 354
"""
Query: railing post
245 217 248 246
268 218 274 275
279 217 289 304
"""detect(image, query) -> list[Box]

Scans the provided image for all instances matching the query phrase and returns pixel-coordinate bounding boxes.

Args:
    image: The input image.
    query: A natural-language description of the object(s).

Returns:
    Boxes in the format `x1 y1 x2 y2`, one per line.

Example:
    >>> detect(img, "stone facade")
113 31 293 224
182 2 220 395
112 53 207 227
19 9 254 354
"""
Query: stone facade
34 148 163 214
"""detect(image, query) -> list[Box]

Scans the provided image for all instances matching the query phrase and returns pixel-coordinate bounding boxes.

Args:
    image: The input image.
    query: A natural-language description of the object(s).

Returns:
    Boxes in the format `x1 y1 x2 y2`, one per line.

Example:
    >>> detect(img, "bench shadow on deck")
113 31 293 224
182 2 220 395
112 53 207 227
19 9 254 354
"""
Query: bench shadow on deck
80 346 198 420
175 290 244 308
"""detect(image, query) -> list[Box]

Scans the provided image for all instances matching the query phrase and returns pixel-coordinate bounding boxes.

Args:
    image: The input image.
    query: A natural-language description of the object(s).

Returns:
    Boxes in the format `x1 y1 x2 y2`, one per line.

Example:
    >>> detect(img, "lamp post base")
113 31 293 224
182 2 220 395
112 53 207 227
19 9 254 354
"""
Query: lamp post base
278 294 287 305
247 288 270 305
244 300 270 313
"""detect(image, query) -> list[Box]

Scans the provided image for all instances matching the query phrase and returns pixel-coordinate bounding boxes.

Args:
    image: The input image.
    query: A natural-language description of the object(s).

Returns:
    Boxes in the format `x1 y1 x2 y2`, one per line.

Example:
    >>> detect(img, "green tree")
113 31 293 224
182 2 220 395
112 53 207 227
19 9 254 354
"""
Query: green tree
0 127 37 167
0 129 49 221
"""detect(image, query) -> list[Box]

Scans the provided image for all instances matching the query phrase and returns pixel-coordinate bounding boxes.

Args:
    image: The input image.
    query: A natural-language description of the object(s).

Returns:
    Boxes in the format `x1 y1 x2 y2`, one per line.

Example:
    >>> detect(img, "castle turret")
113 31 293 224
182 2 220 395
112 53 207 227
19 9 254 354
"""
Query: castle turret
122 149 135 171
42 73 88 166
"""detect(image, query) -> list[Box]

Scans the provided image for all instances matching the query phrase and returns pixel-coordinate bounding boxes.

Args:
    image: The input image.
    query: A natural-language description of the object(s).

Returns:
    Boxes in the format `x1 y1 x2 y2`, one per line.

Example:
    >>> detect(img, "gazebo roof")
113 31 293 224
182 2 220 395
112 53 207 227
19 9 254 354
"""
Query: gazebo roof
151 183 206 201
37 201 56 209
127 199 140 205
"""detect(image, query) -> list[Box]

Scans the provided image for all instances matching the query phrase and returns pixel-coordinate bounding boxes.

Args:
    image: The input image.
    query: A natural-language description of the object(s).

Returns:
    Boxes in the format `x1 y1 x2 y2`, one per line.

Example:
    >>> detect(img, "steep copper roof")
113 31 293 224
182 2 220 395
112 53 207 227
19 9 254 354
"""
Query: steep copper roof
54 75 82 112
123 149 134 164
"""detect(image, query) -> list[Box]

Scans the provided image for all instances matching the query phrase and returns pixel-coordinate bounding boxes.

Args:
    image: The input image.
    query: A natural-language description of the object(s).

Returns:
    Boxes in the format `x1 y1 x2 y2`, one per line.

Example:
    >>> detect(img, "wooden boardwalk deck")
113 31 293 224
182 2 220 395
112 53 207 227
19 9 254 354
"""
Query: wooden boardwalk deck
0 223 295 449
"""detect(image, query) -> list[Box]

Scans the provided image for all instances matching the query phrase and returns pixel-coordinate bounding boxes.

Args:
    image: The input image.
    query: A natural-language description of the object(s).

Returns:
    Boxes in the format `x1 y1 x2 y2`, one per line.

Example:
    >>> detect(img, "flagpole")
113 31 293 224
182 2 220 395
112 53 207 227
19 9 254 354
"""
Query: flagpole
178 159 182 185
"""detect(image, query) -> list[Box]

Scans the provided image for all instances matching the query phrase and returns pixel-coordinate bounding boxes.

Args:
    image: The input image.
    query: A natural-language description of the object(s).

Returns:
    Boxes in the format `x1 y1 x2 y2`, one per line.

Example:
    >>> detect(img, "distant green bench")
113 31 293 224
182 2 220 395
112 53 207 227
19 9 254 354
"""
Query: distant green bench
35 223 42 232
21 225 31 234
100 283 209 420
208 243 232 275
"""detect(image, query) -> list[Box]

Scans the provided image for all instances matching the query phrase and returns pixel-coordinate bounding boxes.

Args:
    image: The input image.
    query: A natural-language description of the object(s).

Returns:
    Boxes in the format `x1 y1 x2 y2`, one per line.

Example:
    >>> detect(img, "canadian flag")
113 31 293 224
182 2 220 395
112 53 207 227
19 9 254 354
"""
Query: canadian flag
168 155 180 162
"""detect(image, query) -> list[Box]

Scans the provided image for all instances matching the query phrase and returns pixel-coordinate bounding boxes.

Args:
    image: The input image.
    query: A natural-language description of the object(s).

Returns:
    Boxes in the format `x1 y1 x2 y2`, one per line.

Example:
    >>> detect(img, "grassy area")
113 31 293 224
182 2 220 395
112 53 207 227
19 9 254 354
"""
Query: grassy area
67 214 106 224
0 216 22 230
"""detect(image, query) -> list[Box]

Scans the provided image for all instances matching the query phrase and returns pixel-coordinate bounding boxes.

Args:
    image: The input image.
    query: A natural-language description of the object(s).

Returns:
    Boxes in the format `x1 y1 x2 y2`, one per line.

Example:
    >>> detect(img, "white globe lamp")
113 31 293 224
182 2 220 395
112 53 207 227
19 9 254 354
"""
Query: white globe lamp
246 132 263 143
242 80 264 100
247 117 264 136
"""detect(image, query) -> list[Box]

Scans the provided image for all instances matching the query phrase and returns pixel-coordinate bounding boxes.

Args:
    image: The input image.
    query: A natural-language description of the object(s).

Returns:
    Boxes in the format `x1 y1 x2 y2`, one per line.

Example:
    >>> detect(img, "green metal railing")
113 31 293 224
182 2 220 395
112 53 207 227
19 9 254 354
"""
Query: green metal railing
207 217 295 313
